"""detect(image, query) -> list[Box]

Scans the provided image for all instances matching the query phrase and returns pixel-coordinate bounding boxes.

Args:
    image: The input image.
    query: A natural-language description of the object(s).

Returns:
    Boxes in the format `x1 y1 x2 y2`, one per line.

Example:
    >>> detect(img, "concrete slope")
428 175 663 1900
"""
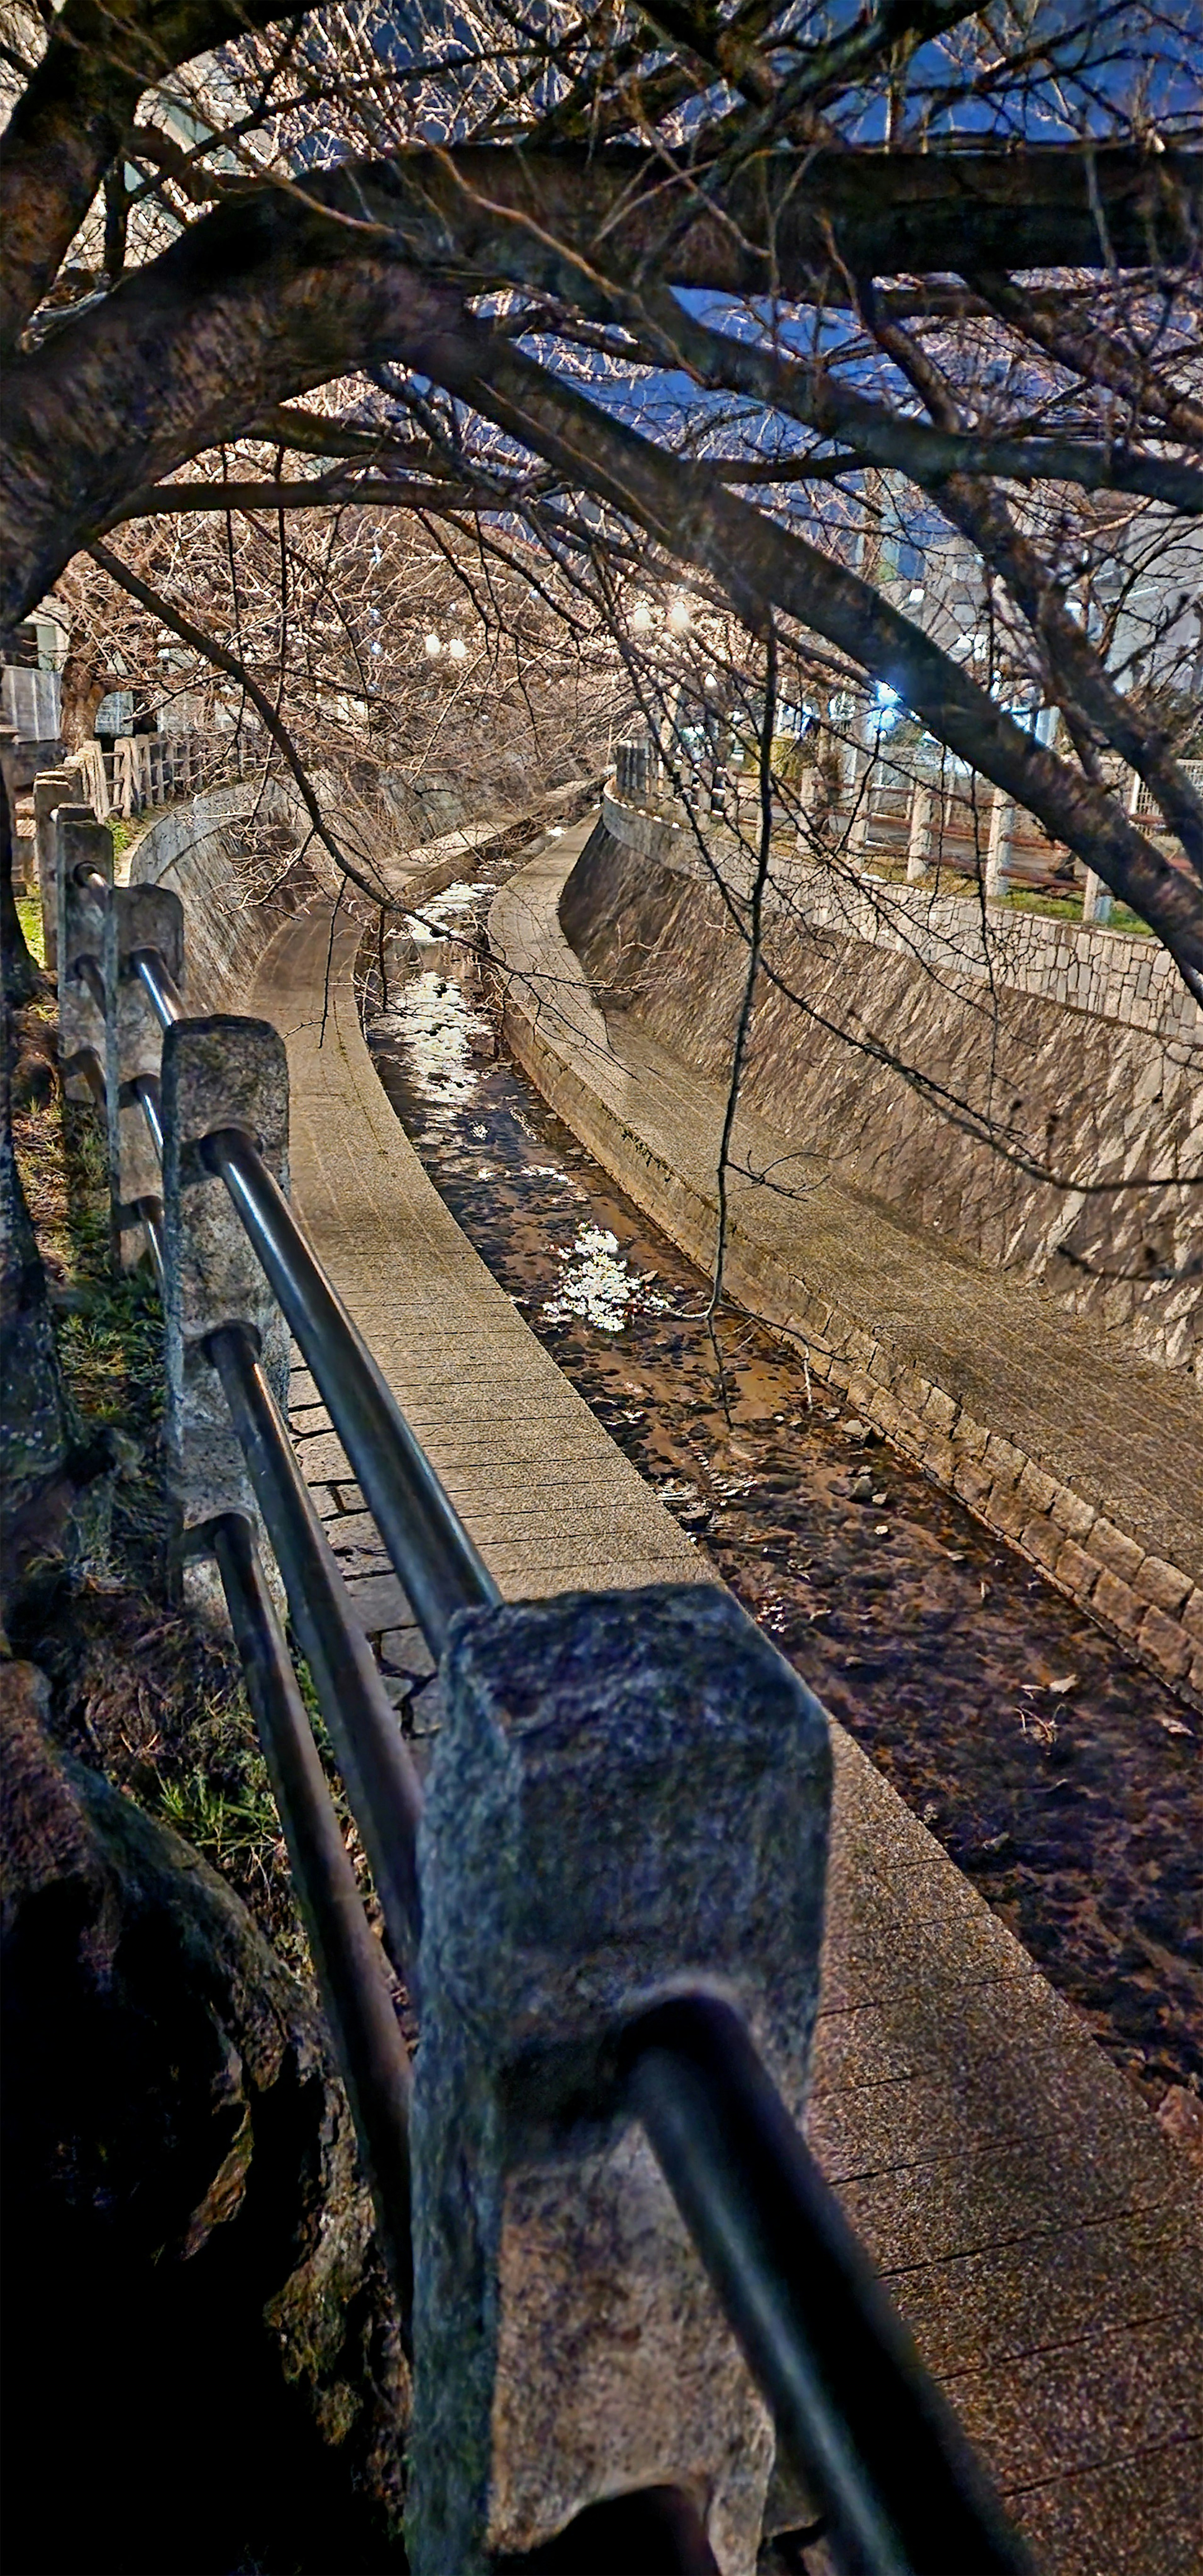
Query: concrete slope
491 827 1203 1709
247 876 1202 2574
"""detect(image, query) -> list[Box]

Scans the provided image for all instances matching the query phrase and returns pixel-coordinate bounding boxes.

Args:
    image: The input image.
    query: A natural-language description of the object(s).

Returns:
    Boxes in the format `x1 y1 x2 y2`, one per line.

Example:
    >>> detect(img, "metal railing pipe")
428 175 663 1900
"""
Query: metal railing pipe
131 944 185 1031
202 1124 498 1656
131 1069 164 1159
136 1194 166 1288
75 953 106 1015
623 1996 1032 2576
210 1511 414 2323
206 1321 424 1972
73 1044 106 1104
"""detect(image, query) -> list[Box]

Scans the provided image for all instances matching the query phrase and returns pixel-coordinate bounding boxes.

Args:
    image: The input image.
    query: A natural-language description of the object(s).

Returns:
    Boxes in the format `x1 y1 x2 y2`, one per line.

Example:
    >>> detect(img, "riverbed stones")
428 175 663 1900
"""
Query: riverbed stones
406 1581 832 2576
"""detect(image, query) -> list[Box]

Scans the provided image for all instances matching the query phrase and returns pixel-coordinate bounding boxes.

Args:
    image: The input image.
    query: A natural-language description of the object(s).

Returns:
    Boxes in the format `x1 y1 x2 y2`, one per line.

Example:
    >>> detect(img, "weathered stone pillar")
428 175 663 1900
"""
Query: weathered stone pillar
32 770 74 968
103 884 184 1266
906 778 933 880
56 808 112 1100
161 1016 290 1595
985 786 1015 898
408 1582 832 2576
1081 869 1113 925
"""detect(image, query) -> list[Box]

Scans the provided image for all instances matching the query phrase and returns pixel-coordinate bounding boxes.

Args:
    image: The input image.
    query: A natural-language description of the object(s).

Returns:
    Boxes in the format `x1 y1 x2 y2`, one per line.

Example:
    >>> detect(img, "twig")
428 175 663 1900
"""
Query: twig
705 616 777 1420
87 542 396 913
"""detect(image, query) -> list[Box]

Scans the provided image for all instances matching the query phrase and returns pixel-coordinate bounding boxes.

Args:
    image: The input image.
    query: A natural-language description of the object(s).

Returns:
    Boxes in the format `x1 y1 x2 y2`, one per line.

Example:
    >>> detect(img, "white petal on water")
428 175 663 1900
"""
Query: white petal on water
542 1225 671 1333
376 968 491 1108
403 880 491 949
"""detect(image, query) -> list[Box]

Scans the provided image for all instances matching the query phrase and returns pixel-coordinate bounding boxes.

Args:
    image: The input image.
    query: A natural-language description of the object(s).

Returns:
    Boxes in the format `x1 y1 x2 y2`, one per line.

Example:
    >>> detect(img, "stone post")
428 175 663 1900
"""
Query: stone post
1080 869 1113 926
906 779 933 881
985 785 1015 899
407 1581 832 2576
161 1016 290 1597
56 807 112 1100
1 725 30 889
103 883 184 1267
32 770 74 969
846 760 873 869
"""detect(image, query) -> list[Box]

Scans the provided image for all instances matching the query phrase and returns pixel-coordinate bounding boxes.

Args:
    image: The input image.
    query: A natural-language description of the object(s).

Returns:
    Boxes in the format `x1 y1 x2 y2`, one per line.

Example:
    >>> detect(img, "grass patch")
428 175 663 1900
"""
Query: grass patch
1001 887 1084 921
15 891 46 966
14 1052 165 1504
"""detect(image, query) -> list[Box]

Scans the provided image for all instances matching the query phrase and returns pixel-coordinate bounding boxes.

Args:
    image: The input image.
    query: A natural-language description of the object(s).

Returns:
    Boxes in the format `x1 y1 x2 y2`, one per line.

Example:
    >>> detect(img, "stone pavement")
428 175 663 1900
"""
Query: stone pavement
246 874 1202 2573
491 826 1203 1713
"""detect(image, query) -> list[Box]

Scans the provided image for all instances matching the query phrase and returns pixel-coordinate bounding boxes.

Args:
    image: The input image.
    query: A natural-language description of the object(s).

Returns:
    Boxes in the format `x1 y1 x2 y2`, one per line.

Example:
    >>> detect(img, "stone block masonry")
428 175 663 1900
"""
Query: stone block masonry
407 1585 831 2571
602 791 1203 1050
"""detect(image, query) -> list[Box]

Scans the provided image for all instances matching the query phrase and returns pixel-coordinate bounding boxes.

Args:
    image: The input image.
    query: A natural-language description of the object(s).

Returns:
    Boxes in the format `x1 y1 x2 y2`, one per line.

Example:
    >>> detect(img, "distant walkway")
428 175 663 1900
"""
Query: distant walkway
491 825 1203 1710
247 857 1202 2575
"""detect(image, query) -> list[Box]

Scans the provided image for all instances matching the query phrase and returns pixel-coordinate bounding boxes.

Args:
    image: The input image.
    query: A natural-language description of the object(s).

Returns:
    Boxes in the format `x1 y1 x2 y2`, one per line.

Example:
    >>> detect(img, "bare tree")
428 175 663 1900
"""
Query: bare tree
51 491 620 795
0 0 1200 981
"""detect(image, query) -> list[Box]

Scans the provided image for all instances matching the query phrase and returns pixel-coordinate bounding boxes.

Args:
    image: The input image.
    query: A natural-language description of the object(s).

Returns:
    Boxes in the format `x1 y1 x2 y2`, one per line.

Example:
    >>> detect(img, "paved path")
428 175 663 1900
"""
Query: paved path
247 869 1202 2574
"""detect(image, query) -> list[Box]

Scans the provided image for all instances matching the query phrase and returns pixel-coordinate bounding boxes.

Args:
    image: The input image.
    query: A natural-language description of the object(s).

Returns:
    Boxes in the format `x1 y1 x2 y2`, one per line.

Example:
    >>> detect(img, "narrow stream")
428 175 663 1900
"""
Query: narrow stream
359 864 1202 2122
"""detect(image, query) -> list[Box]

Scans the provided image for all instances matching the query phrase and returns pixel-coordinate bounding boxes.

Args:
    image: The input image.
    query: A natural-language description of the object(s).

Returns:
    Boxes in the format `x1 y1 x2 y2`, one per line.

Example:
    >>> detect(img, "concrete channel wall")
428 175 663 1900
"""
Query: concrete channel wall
603 791 1203 1047
579 797 1203 1384
130 777 319 1014
492 832 1203 1713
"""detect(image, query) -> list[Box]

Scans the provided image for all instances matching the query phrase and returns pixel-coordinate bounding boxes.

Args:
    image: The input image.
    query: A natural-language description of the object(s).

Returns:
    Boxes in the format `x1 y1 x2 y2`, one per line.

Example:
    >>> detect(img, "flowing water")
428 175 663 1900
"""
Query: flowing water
360 872 1203 2122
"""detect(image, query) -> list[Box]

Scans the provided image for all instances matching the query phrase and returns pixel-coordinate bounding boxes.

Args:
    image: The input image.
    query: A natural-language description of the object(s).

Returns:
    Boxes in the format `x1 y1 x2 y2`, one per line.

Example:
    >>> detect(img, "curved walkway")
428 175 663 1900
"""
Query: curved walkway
491 827 1203 1710
246 858 1202 2574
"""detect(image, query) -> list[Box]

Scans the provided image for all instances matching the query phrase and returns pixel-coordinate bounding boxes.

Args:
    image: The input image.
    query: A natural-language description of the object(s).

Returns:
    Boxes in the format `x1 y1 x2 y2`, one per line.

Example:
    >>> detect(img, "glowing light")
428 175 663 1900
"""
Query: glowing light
667 598 690 634
448 636 468 661
424 632 443 656
703 672 719 692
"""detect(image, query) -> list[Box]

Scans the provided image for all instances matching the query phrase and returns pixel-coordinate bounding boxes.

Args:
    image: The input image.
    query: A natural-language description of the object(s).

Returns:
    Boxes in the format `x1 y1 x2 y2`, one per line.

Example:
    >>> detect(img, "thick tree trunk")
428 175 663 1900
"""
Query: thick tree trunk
0 1663 409 2573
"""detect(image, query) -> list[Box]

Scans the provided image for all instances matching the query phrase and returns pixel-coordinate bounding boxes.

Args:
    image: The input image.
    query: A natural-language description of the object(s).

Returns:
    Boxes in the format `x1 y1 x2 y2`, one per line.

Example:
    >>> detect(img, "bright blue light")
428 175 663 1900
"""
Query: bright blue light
875 684 901 733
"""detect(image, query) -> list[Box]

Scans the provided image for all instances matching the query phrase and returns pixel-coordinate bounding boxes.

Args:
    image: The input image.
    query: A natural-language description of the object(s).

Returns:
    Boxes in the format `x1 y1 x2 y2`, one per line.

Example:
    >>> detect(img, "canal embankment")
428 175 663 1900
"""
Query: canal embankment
491 819 1203 1712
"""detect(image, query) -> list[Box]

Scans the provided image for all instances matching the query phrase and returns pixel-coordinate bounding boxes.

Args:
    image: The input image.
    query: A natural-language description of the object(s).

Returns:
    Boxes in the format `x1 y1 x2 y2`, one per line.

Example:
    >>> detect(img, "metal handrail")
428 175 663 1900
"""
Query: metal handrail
131 941 185 1028
75 952 105 1014
75 905 420 2325
209 1511 414 2322
207 1320 424 1974
624 1995 1032 2576
131 1069 164 1158
202 1124 498 1656
129 935 496 1654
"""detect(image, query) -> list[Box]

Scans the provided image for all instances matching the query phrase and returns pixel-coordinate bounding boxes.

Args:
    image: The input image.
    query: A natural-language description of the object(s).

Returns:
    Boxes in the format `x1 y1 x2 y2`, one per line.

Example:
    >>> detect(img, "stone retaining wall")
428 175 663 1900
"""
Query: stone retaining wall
493 838 1203 1714
578 808 1203 1381
503 957 1203 1713
602 790 1203 1049
130 778 319 1013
